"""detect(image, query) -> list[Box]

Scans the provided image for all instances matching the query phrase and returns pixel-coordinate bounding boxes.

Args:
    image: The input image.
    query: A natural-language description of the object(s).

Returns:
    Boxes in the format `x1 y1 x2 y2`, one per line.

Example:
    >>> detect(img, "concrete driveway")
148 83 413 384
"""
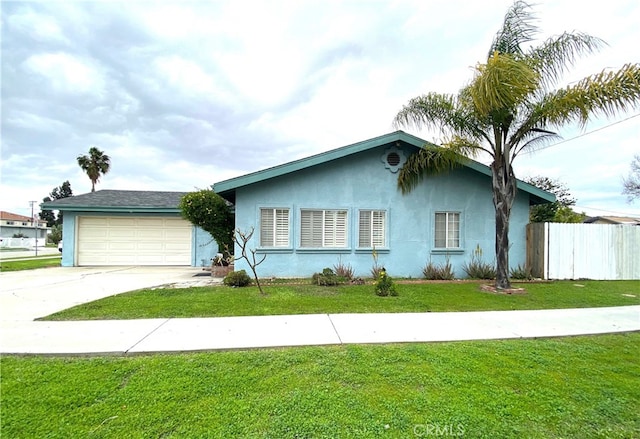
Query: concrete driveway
0 266 210 322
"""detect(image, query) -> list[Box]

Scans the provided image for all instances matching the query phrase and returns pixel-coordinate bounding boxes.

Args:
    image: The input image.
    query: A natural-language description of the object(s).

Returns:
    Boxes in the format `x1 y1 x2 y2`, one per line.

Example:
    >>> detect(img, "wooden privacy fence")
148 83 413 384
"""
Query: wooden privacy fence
526 223 640 280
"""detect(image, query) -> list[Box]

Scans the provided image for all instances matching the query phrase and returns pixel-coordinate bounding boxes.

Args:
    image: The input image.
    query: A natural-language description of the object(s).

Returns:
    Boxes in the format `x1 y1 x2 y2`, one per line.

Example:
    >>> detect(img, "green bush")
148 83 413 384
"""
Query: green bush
312 268 340 286
462 245 496 279
423 258 455 280
333 259 354 280
47 224 62 245
374 269 397 297
179 190 235 257
223 270 251 287
510 264 533 280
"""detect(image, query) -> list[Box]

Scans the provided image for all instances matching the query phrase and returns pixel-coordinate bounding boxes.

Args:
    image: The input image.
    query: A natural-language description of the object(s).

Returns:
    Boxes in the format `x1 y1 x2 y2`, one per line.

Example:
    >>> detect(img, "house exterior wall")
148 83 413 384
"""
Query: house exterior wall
0 224 48 239
232 143 532 278
59 211 217 267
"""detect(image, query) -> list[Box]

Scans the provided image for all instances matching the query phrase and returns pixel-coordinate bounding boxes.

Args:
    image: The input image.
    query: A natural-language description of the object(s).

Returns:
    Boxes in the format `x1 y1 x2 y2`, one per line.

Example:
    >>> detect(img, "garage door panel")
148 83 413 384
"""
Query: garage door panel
109 242 137 251
78 216 192 266
137 218 165 227
79 242 108 252
109 229 137 239
138 242 164 251
108 218 138 227
165 242 191 251
81 217 110 227
138 230 164 239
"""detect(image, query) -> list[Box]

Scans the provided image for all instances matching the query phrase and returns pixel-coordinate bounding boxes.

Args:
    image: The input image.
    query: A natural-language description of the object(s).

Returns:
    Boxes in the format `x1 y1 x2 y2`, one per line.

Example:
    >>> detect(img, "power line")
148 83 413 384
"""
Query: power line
574 204 640 216
522 113 640 155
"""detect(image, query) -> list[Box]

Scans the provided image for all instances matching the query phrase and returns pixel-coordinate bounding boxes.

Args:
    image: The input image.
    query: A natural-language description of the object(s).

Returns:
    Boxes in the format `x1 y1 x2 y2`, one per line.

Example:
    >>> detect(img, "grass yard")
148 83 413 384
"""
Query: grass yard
2 333 639 438
43 280 640 320
0 257 61 272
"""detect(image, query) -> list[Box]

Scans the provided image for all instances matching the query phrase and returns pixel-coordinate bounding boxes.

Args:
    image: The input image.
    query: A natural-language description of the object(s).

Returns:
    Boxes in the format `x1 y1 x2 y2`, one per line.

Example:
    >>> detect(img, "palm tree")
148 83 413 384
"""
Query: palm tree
394 1 640 289
77 147 111 192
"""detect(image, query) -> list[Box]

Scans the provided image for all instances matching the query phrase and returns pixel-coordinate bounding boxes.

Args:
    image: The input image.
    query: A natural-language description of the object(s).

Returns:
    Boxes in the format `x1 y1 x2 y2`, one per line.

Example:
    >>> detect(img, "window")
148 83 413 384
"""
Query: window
359 210 386 247
300 209 347 248
6 221 14 225
434 212 460 249
260 208 290 247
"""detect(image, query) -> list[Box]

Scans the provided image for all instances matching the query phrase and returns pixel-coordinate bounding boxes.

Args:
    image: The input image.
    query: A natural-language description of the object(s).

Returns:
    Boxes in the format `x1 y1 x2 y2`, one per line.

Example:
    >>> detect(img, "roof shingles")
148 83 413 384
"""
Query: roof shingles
41 190 186 212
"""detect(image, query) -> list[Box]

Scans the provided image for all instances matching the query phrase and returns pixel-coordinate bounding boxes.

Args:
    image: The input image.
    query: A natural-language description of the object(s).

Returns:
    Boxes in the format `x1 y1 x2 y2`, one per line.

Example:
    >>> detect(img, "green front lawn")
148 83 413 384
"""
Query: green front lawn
43 280 640 320
2 333 639 438
0 257 61 272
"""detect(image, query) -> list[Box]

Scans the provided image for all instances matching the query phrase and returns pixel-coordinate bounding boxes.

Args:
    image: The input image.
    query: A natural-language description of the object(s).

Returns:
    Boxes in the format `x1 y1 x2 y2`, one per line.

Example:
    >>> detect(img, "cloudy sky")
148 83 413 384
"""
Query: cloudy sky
2 0 639 220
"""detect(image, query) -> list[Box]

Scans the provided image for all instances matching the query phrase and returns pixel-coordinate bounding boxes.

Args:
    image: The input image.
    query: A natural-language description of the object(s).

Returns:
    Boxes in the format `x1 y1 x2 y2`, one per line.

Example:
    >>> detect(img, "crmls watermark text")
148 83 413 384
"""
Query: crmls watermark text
414 423 465 437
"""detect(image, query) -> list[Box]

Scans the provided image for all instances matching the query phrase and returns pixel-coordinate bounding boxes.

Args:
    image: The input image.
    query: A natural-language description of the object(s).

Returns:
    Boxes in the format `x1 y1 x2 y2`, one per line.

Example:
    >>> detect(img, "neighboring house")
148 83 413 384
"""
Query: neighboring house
213 131 554 278
0 211 48 239
42 190 217 267
584 216 640 225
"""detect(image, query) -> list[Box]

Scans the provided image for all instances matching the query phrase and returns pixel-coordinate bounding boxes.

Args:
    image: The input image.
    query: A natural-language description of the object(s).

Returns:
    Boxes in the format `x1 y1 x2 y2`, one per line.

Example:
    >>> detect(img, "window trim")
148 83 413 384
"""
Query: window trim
433 211 462 251
299 208 349 249
258 207 292 251
357 209 388 249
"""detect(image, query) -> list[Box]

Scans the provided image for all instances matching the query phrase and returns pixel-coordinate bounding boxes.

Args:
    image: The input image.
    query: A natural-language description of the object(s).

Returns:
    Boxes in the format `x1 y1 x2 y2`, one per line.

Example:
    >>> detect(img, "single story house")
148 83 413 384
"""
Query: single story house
42 190 217 267
213 131 554 278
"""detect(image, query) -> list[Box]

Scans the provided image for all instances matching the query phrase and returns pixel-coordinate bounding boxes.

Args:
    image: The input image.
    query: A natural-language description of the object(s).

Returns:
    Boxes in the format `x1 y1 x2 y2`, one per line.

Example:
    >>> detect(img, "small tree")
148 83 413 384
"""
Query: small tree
623 154 640 202
179 190 234 258
228 228 266 295
525 176 584 223
40 180 73 227
48 224 62 245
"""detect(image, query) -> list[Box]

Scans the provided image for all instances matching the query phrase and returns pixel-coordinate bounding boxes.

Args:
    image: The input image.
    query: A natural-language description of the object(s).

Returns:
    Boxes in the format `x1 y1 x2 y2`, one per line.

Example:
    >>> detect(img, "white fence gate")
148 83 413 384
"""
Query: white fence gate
526 223 640 280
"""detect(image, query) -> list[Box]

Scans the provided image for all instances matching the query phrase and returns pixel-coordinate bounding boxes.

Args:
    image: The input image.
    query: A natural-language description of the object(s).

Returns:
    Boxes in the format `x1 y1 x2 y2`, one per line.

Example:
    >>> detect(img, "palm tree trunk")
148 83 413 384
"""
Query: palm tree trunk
490 158 517 289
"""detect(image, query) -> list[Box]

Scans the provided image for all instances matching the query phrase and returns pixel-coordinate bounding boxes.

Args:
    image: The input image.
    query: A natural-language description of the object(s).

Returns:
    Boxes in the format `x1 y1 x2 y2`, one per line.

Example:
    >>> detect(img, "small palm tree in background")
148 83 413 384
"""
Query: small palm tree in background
394 1 640 289
77 147 111 192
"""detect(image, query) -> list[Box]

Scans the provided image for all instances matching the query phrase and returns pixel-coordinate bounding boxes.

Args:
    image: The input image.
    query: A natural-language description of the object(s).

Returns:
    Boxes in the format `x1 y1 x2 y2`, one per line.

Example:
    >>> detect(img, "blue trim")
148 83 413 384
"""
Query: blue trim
296 248 352 254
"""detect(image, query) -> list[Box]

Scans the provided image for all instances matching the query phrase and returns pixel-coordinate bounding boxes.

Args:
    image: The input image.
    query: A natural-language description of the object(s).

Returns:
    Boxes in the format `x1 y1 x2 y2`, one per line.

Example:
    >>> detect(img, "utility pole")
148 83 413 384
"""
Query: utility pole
29 200 38 256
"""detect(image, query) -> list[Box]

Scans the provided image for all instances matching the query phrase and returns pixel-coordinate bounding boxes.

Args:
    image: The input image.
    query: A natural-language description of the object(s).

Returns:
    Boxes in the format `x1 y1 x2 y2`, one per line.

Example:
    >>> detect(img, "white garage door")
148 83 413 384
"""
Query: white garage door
77 216 192 266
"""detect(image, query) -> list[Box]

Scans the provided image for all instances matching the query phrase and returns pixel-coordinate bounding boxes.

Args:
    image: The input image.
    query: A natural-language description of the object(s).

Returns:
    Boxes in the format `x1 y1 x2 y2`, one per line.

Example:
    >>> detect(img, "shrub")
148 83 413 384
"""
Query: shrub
370 247 383 279
370 265 383 279
223 270 251 287
510 264 533 280
179 190 235 258
312 268 340 286
462 245 496 279
333 258 354 280
423 258 455 280
374 269 397 297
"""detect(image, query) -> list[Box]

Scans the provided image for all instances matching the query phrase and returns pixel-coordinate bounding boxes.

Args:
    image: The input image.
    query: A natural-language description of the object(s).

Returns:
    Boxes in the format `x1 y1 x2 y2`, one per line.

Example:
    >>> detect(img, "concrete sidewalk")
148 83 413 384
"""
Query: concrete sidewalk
1 267 638 355
3 307 639 355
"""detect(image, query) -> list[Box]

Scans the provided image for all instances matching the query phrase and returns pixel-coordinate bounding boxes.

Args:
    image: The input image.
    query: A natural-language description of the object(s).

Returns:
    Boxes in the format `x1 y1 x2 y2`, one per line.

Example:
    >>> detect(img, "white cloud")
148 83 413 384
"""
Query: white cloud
6 6 69 45
2 0 639 219
22 52 106 98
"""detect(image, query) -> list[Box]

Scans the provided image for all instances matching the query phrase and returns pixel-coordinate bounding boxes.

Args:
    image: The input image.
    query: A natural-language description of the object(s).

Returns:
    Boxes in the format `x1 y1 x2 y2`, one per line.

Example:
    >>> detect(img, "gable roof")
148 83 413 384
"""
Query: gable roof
213 130 554 205
41 190 186 213
1 211 34 222
584 215 640 225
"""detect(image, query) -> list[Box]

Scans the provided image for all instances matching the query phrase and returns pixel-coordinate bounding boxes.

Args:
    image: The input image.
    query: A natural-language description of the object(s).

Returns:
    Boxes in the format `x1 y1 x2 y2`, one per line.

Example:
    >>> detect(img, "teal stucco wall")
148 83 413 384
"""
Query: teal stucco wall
59 211 216 267
232 142 532 278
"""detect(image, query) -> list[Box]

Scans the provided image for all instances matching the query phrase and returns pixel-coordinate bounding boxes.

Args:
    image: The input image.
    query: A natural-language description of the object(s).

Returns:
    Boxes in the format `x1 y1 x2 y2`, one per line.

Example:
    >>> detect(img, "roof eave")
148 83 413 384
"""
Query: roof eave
40 204 180 214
